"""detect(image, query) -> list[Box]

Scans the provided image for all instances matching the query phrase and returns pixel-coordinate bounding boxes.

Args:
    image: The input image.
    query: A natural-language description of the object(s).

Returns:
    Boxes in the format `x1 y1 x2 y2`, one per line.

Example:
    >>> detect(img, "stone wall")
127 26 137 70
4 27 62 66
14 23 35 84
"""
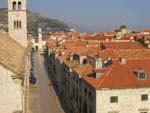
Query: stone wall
8 11 27 47
81 80 96 113
96 88 150 113
0 65 22 113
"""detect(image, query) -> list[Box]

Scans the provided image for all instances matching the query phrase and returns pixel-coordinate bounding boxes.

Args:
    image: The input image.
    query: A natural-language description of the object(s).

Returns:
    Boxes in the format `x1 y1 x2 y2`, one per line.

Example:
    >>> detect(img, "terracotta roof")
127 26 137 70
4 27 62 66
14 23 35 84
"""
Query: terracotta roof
84 35 114 41
84 59 150 89
0 33 26 76
73 63 94 76
65 60 79 68
70 46 87 56
139 29 150 33
89 49 150 60
53 32 63 36
116 49 150 59
98 49 117 59
47 31 150 90
58 52 70 62
66 32 81 39
62 40 85 49
46 39 55 49
102 42 145 49
104 31 116 36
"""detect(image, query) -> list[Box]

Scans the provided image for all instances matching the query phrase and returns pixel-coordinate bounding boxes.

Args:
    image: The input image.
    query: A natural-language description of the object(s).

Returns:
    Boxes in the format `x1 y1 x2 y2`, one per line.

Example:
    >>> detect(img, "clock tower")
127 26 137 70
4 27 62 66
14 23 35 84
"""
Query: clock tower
8 0 27 47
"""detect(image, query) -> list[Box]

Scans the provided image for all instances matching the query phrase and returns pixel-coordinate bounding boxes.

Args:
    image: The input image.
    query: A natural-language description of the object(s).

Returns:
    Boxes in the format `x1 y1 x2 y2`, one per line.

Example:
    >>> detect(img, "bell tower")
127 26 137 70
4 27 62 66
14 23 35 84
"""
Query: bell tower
8 0 27 47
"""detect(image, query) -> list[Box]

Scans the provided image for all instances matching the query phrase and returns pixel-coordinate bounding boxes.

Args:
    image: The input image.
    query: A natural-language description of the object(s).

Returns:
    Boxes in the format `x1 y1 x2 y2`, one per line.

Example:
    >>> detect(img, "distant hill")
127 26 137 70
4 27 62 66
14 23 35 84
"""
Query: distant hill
0 8 70 35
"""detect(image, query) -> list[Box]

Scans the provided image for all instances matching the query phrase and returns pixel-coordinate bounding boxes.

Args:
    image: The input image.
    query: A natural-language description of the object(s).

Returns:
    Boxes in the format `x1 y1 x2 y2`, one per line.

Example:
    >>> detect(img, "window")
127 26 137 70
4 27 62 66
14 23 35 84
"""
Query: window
110 96 118 103
13 1 16 10
18 1 22 10
89 91 92 98
76 78 78 84
63 68 67 73
19 21 21 29
83 58 87 64
89 61 92 65
141 94 148 101
89 91 93 100
84 88 87 95
14 21 17 29
139 108 148 113
73 76 75 81
17 21 19 29
138 71 146 80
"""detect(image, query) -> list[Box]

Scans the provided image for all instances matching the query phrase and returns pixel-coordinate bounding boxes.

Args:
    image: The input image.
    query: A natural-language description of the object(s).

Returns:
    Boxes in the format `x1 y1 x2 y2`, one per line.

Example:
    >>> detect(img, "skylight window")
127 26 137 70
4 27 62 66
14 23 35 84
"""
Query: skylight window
103 58 113 67
138 71 146 80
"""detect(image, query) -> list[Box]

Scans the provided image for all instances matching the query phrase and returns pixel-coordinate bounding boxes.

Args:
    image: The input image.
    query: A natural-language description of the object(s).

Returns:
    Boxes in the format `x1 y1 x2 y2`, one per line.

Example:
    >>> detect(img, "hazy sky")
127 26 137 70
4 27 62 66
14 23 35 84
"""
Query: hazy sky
1 0 150 32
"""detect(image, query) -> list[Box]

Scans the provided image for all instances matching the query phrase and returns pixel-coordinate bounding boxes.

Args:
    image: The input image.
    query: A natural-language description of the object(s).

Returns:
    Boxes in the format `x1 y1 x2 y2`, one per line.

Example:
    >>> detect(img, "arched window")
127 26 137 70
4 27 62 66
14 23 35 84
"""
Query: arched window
17 21 19 29
13 1 16 10
18 1 22 10
19 21 22 29
14 21 17 29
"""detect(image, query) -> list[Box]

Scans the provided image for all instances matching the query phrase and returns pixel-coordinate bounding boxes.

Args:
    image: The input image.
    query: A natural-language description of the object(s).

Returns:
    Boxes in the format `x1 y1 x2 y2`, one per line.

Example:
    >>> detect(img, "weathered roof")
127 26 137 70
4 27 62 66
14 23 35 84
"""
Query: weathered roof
84 59 150 89
84 35 114 41
73 63 94 77
88 48 150 60
102 42 145 49
0 33 26 76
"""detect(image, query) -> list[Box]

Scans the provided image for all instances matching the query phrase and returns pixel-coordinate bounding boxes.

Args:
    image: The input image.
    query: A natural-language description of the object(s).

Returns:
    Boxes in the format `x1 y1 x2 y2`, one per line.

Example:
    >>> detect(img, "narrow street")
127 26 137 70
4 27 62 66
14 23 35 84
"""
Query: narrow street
32 53 65 113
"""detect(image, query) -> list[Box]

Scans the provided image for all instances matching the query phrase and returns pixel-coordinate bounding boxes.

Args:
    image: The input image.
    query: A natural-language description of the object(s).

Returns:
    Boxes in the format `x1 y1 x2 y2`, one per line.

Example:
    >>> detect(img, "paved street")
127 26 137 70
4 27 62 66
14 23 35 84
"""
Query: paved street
30 53 65 113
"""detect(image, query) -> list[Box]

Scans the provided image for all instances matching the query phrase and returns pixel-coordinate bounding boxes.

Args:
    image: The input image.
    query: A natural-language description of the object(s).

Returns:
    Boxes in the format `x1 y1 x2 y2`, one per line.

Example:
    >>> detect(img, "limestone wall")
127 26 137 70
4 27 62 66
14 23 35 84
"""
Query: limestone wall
0 65 22 113
96 88 150 113
8 11 27 47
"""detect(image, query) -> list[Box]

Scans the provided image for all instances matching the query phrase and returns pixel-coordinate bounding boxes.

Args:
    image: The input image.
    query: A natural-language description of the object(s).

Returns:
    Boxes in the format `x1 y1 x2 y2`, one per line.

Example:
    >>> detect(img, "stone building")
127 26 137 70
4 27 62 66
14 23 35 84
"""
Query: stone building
0 0 30 112
0 33 29 113
115 25 132 39
46 35 150 113
8 0 27 47
30 28 46 53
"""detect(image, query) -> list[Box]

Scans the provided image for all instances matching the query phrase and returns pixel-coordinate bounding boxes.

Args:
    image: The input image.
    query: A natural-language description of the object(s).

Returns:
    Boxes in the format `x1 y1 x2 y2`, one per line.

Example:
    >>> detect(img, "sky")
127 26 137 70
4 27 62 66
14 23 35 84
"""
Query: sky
1 0 150 33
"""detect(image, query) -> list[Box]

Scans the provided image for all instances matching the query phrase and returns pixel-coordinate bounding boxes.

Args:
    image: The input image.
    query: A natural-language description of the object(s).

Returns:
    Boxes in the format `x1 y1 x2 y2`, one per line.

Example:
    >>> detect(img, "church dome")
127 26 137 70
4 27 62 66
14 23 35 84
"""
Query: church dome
120 24 127 29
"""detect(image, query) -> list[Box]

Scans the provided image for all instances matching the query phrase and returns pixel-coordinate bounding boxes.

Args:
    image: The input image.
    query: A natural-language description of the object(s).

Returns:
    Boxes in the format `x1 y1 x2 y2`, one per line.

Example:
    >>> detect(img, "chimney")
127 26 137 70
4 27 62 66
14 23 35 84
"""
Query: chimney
120 57 126 65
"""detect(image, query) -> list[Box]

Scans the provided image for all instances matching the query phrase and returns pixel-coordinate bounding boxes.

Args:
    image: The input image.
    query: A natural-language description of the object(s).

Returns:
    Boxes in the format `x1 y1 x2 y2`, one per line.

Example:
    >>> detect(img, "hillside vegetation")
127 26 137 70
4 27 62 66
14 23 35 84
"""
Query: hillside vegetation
0 8 70 35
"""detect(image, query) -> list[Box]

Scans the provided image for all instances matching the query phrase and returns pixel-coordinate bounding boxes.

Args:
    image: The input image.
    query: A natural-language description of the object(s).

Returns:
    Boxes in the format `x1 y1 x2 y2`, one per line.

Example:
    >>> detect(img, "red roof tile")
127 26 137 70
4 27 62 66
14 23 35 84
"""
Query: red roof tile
84 59 150 89
84 35 114 41
0 33 26 75
73 63 94 76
